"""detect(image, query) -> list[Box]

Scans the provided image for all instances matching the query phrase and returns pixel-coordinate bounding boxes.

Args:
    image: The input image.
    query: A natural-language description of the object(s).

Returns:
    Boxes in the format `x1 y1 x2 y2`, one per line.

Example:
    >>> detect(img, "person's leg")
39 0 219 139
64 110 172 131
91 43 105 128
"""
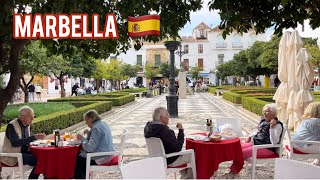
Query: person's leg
22 153 39 179
74 156 97 179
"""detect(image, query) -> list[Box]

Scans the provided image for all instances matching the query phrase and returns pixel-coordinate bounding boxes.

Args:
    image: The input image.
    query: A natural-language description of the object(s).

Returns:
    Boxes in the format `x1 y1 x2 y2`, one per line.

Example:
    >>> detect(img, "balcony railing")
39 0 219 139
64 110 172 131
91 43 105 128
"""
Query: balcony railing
232 42 243 48
216 42 227 48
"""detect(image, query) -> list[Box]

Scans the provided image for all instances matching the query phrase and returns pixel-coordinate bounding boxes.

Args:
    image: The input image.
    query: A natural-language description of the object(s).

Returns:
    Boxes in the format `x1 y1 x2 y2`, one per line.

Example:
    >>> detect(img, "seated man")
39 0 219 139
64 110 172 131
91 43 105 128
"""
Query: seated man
1 106 46 179
144 107 193 179
222 103 283 178
74 110 115 179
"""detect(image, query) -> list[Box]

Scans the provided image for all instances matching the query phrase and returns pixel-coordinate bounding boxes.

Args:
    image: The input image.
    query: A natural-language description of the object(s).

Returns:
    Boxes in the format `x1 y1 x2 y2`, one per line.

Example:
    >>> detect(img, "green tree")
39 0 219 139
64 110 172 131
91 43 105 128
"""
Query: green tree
121 63 141 86
189 66 203 80
144 63 160 81
216 62 234 82
208 0 320 37
257 36 280 76
159 62 179 78
19 41 51 103
0 0 202 125
105 59 124 90
49 48 96 97
92 59 108 93
306 44 320 77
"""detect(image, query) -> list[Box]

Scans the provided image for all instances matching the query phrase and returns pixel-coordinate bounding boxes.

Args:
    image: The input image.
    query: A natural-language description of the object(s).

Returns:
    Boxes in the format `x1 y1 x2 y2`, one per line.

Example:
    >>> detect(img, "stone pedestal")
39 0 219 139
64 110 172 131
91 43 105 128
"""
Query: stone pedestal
178 71 186 99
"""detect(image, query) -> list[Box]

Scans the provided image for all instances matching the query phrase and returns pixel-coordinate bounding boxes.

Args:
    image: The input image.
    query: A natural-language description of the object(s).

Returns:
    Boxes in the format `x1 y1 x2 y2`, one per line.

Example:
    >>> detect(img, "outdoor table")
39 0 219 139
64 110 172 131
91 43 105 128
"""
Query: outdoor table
30 145 80 179
186 134 244 179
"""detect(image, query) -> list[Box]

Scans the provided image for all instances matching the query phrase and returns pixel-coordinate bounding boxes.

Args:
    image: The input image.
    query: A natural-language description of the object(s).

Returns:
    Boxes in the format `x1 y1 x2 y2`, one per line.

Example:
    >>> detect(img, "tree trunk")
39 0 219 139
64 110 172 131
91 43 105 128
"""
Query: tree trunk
0 39 30 125
59 74 66 97
96 79 102 93
19 75 34 103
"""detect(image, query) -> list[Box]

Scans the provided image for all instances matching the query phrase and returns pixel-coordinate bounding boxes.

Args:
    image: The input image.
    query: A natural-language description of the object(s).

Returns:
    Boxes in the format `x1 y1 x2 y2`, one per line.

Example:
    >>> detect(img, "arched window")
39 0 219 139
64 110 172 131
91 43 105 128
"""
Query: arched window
216 34 227 48
232 34 243 48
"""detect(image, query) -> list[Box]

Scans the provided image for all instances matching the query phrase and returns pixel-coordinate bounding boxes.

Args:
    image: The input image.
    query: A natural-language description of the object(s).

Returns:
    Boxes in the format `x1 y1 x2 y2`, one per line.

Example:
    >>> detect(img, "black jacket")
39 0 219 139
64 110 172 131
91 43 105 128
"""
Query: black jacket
144 121 184 164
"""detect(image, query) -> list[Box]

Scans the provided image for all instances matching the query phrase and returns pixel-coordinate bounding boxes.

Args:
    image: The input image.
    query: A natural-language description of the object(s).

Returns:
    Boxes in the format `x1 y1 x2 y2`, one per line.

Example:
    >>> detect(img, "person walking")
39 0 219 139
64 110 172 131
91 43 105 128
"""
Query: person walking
35 84 43 101
28 83 35 102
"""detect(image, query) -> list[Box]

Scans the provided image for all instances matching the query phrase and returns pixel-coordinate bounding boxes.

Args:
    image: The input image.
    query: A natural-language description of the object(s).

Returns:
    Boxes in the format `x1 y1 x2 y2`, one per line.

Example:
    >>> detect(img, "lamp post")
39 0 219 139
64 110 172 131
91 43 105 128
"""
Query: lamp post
164 40 180 117
175 45 185 71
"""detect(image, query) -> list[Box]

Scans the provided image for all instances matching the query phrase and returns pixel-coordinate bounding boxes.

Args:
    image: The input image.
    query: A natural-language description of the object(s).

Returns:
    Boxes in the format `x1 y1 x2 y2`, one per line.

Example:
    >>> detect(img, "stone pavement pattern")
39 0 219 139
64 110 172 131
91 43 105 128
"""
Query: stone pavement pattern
3 93 285 179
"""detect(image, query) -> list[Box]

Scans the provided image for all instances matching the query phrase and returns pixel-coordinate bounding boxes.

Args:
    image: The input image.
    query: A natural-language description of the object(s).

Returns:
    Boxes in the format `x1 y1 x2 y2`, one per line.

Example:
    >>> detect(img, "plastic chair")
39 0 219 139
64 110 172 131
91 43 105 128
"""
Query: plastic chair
284 125 320 160
274 158 320 179
0 153 33 179
216 117 244 137
120 157 166 179
0 133 33 179
145 137 197 179
243 124 287 179
85 129 128 179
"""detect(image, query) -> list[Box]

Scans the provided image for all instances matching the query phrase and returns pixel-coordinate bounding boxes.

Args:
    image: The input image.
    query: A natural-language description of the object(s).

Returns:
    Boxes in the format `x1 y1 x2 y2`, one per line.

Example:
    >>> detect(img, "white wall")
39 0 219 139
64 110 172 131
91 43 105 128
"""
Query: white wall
47 77 73 94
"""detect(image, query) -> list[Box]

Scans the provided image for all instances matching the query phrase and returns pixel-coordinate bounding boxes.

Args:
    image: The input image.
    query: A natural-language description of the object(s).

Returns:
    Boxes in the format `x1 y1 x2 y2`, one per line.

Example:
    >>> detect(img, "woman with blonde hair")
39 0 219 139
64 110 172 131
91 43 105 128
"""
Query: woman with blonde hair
293 102 320 165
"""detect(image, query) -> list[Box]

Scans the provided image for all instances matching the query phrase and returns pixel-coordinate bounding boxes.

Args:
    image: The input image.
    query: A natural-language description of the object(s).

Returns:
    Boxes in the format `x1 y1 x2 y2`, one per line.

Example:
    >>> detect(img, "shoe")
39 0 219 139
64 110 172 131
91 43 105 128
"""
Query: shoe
219 172 239 179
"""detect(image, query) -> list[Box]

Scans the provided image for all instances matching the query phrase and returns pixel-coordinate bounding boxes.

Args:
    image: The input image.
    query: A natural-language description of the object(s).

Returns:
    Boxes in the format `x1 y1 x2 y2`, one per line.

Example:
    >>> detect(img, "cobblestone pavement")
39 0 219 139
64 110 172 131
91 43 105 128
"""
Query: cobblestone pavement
2 92 304 179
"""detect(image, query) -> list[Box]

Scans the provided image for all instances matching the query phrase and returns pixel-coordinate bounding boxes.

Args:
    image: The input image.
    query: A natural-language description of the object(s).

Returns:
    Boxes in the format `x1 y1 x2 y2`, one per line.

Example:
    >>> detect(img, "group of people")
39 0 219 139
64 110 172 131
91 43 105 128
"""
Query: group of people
2 101 320 179
1 107 114 179
27 83 43 101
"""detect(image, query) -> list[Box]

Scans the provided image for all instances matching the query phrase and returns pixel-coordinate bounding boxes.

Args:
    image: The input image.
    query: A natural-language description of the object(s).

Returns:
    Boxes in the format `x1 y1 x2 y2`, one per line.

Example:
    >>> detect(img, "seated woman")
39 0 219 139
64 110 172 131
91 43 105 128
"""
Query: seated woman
74 110 115 179
293 102 320 165
223 103 284 178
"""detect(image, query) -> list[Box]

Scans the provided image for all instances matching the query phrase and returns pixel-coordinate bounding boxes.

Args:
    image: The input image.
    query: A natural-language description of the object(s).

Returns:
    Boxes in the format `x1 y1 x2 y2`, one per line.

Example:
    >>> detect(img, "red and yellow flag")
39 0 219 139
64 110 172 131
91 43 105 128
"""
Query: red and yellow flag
128 15 160 37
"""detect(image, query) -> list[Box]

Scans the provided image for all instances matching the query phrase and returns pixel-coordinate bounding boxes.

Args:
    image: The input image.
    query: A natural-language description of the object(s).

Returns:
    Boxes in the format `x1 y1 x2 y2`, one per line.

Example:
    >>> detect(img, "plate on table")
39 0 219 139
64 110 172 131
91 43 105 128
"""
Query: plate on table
187 135 207 141
31 140 52 146
66 140 81 145
221 132 238 140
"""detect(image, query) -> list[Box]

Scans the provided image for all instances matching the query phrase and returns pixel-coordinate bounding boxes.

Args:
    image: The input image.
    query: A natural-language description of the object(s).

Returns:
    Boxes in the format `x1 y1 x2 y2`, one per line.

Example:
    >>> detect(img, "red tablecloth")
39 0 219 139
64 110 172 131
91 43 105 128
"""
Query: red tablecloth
30 146 80 179
186 137 244 179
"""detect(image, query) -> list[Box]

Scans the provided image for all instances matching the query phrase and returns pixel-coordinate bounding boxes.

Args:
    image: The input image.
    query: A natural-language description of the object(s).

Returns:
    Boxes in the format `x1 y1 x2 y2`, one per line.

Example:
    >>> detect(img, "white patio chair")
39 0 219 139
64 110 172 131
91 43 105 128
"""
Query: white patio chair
216 117 244 137
85 129 128 179
244 124 287 179
274 158 320 179
120 157 166 179
284 125 320 160
0 133 33 179
145 137 197 179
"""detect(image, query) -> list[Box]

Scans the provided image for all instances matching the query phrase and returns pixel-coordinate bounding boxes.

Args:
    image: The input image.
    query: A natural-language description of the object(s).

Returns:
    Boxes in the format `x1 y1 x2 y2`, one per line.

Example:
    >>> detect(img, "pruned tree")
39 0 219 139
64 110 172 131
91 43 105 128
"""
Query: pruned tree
19 41 50 103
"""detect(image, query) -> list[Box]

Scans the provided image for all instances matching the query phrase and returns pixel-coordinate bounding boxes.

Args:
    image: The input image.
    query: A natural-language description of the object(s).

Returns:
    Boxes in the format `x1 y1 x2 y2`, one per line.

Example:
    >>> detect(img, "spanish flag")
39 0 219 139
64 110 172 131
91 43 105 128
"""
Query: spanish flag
128 15 160 37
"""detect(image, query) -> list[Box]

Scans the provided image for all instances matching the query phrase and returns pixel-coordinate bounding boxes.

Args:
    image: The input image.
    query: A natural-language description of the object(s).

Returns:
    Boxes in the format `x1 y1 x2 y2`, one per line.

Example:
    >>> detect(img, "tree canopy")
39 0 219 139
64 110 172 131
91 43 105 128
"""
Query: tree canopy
208 0 320 38
0 0 203 124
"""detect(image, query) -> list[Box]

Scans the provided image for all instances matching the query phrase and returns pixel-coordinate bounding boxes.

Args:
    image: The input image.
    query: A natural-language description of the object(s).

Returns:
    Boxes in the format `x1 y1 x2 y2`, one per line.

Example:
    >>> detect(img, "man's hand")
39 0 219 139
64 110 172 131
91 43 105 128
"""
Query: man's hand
35 133 46 140
176 123 183 129
245 137 251 143
77 134 84 141
270 119 277 129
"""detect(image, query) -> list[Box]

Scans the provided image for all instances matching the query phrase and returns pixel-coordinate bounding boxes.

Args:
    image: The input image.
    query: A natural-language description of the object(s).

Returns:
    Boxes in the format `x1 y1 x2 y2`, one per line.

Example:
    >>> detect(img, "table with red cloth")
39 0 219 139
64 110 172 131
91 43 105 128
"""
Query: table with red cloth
186 137 244 179
30 145 80 179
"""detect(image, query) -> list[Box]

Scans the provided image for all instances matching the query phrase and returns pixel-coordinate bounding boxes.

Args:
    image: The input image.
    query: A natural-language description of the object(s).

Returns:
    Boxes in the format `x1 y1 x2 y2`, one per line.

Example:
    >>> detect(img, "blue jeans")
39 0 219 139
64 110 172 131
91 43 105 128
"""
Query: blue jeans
28 92 34 101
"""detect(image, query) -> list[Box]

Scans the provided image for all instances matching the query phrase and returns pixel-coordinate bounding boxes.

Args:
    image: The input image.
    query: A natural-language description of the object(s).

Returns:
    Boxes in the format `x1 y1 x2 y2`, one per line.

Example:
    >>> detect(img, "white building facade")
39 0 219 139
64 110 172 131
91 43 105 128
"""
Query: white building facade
114 22 267 86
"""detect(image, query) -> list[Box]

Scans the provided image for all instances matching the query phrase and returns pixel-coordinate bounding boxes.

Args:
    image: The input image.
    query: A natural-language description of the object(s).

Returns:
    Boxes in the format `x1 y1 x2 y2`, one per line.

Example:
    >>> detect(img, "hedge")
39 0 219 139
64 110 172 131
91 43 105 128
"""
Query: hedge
208 87 217 95
0 101 112 134
3 102 77 123
242 96 269 115
222 89 275 104
48 94 135 106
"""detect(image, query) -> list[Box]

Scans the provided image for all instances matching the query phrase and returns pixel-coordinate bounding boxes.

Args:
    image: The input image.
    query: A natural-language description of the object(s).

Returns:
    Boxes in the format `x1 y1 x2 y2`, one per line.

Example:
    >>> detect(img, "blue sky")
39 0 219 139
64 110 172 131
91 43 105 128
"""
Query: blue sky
178 0 319 41
179 0 220 36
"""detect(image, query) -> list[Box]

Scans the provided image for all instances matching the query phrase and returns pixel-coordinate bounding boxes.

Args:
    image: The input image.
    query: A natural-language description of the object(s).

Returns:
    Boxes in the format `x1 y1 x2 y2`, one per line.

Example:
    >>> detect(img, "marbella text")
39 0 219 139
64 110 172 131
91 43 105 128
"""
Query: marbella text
13 14 119 39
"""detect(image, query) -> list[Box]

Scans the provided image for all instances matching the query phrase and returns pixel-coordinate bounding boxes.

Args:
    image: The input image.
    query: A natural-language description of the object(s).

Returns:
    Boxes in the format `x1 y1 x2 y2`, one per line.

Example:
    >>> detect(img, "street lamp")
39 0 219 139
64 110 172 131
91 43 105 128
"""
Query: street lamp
164 40 180 117
175 45 185 71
